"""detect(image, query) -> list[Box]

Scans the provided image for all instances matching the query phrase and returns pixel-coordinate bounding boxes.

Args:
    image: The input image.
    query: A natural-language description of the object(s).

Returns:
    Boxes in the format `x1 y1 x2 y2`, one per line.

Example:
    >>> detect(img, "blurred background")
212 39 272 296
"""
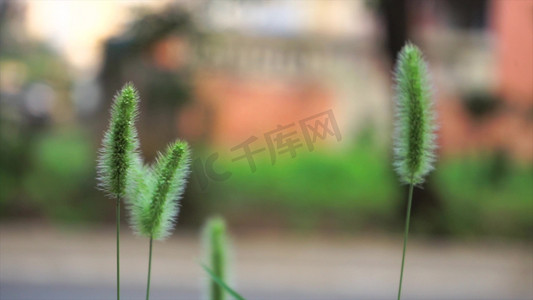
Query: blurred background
0 0 532 299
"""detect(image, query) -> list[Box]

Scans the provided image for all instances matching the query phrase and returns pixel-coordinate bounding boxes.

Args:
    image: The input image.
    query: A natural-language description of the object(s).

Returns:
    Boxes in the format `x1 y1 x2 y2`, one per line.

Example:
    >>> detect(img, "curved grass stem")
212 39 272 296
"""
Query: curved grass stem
146 237 153 300
397 183 414 300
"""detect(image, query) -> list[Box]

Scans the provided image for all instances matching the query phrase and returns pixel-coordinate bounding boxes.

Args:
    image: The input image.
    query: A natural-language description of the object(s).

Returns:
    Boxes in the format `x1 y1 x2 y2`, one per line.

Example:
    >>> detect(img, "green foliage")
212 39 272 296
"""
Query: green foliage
202 265 246 300
210 142 399 230
97 83 140 197
434 155 533 238
0 37 76 218
128 141 191 240
23 129 97 222
204 217 228 300
393 43 437 185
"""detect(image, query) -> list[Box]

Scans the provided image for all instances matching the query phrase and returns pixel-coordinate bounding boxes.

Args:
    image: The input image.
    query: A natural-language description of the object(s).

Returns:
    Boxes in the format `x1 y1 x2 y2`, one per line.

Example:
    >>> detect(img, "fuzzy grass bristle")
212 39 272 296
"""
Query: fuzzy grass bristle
393 43 437 185
97 82 140 197
128 140 191 240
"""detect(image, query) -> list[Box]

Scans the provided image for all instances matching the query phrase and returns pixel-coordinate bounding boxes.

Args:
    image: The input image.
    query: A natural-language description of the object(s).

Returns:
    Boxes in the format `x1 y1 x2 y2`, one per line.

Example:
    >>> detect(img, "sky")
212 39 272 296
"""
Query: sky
24 0 171 71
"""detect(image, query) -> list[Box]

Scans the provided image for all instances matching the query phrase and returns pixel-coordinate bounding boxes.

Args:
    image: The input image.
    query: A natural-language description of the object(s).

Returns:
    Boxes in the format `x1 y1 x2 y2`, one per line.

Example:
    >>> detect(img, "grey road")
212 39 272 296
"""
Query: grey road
1 223 532 300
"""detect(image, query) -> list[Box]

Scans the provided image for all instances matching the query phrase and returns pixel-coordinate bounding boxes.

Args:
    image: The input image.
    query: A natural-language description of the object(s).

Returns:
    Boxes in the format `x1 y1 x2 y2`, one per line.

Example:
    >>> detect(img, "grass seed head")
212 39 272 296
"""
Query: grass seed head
130 140 191 240
97 82 140 197
393 43 437 185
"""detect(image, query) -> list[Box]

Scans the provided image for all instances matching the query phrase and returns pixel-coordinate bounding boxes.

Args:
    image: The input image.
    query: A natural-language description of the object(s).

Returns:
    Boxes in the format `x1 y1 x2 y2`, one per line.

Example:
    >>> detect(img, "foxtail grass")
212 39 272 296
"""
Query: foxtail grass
97 83 140 300
204 217 228 300
126 141 191 300
202 217 245 300
97 82 192 300
393 43 437 300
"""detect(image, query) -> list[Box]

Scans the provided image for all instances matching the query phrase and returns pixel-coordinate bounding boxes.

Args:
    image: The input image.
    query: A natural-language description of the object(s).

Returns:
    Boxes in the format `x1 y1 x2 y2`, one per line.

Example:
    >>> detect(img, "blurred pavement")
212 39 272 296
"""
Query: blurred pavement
1 223 532 300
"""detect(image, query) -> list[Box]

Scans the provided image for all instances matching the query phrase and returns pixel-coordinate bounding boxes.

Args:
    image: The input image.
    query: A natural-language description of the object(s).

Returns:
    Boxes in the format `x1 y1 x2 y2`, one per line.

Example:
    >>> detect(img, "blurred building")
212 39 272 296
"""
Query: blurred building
184 0 387 147
422 0 533 162
99 1 390 151
99 5 195 158
97 0 532 163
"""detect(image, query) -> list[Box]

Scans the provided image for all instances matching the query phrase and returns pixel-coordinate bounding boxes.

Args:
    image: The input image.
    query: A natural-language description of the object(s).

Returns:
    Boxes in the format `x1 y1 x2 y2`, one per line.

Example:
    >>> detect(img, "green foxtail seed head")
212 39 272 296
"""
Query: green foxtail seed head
128 140 190 240
204 217 228 300
97 82 140 197
393 43 437 185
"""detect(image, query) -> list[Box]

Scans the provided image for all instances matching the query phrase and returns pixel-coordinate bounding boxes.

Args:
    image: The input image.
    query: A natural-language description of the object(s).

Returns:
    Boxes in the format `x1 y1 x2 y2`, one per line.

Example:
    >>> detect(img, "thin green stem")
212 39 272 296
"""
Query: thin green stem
116 195 121 300
146 237 153 300
397 183 414 300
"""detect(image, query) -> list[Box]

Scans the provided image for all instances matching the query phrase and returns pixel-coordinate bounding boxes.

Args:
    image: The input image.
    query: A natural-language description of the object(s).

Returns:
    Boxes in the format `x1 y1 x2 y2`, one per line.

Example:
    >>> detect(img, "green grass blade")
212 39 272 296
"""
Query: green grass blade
201 265 246 300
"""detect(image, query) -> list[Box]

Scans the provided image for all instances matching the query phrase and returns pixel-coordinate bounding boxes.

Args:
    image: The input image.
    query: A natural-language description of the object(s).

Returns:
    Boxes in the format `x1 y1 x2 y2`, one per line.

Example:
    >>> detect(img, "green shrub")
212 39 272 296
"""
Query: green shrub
23 128 96 222
435 155 533 238
212 143 399 230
